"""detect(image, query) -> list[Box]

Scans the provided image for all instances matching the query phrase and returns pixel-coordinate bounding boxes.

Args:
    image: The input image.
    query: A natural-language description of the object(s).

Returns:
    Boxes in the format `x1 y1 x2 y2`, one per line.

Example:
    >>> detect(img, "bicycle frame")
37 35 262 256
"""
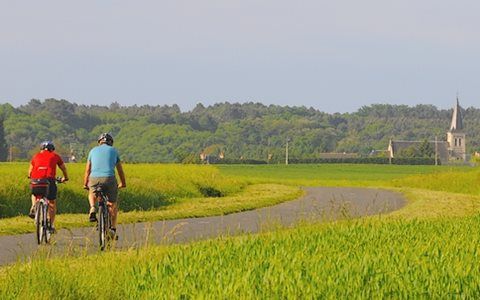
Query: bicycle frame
93 189 112 250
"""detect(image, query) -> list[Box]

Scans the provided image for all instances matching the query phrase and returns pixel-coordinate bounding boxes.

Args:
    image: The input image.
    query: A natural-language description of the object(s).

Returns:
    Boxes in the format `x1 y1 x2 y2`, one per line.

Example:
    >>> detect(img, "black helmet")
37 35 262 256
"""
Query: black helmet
97 133 114 146
40 141 55 151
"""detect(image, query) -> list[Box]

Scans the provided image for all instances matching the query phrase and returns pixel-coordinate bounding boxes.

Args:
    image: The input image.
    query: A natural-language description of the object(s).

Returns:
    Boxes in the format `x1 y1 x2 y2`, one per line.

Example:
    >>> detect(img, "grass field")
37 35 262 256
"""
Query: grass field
0 163 305 235
0 163 246 218
218 164 472 187
3 216 480 298
220 164 480 197
0 163 465 235
2 163 480 298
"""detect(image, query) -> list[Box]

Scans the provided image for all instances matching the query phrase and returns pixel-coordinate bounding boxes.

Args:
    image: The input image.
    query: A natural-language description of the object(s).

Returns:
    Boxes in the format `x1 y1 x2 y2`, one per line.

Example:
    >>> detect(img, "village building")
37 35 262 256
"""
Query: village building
388 99 466 164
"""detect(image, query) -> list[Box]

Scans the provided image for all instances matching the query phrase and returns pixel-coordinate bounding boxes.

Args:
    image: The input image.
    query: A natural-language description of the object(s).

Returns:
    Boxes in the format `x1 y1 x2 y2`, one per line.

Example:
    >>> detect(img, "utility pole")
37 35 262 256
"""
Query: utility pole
388 139 392 164
435 135 438 166
285 137 290 165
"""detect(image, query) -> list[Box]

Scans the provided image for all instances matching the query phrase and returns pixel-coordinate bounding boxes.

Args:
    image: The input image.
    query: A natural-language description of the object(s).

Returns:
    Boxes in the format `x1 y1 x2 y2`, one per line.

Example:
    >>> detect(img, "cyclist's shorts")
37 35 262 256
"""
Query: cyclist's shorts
88 176 118 203
30 178 57 200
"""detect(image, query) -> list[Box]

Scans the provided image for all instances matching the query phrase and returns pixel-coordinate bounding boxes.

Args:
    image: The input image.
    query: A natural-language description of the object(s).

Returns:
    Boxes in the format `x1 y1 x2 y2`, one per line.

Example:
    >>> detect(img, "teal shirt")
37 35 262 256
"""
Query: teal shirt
87 144 120 178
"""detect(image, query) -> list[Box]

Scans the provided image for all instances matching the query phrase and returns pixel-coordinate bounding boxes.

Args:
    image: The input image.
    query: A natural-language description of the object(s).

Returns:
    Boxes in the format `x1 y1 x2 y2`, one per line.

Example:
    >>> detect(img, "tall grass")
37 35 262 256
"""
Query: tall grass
0 163 244 218
3 216 480 298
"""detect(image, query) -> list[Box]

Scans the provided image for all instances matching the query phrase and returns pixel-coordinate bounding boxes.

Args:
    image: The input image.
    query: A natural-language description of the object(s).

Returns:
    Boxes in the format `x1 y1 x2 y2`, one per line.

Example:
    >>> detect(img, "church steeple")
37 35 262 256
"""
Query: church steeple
447 96 466 161
449 96 464 132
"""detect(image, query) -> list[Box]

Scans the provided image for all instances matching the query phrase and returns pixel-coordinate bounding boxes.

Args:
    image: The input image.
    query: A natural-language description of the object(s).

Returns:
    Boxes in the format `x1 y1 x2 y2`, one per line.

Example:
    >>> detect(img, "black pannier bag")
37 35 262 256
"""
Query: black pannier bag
30 179 50 197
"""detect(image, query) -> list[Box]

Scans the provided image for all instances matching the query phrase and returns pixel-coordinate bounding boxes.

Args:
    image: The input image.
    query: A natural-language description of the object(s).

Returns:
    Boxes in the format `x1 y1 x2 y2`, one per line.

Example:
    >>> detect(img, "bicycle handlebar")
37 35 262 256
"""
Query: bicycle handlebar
55 177 68 183
28 176 68 183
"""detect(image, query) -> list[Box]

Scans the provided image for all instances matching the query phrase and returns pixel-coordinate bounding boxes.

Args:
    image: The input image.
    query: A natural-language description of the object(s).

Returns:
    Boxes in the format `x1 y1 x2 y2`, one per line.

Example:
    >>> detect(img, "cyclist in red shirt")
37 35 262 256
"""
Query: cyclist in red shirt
28 141 69 233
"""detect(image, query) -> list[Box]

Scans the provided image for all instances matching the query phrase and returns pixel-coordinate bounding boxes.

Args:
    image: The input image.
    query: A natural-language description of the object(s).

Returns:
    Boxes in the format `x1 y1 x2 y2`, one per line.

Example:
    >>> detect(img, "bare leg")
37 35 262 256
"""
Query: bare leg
28 195 38 218
87 192 99 222
48 200 56 226
108 202 118 229
88 192 96 209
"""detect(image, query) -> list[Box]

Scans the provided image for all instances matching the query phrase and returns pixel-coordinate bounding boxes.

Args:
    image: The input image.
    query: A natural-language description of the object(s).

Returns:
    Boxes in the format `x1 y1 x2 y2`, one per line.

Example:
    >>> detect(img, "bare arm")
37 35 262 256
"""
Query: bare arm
28 163 33 178
116 161 126 188
58 163 69 181
83 161 91 188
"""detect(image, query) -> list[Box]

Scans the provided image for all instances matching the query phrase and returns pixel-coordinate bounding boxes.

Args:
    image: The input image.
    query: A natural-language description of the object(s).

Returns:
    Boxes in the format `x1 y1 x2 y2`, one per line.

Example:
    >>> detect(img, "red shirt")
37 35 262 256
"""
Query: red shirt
30 150 64 179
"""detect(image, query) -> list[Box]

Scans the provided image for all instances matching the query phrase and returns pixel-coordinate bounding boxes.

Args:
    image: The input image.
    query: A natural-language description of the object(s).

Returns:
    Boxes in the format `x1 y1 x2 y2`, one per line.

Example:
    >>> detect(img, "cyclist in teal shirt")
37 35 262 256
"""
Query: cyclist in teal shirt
88 143 120 177
83 133 126 237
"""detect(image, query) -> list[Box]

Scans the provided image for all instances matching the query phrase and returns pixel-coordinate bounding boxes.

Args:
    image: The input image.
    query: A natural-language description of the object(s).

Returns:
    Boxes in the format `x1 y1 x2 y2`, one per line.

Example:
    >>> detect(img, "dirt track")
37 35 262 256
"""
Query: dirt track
0 187 405 266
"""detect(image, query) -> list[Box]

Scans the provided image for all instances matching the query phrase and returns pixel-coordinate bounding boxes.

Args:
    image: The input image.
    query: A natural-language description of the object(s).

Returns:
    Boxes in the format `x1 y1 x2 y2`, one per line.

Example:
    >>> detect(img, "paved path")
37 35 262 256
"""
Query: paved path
0 187 405 266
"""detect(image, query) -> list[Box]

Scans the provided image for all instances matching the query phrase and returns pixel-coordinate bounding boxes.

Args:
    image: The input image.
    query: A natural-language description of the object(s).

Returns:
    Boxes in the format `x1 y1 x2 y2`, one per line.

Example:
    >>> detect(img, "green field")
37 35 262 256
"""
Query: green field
219 164 449 182
0 163 302 235
3 217 480 298
0 163 468 235
2 163 480 298
0 163 245 217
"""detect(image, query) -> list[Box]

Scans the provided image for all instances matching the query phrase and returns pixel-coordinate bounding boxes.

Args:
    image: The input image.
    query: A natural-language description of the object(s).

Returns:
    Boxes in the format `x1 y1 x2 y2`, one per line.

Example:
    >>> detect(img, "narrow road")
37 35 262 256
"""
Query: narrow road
0 187 405 266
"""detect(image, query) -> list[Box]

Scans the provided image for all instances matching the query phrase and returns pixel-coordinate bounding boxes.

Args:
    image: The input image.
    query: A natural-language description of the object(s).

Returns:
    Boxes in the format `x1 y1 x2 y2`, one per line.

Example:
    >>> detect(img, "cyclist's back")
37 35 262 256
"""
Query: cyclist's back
31 150 63 179
88 144 120 177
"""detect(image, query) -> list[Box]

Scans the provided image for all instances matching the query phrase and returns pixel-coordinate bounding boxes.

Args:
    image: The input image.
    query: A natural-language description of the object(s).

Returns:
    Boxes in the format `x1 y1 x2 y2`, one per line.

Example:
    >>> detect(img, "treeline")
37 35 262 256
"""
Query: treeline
0 99 478 163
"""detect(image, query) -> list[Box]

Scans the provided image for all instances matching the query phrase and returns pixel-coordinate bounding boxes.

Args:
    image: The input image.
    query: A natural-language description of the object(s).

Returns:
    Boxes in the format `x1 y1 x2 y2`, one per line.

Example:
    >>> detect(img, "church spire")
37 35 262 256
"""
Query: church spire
449 96 463 131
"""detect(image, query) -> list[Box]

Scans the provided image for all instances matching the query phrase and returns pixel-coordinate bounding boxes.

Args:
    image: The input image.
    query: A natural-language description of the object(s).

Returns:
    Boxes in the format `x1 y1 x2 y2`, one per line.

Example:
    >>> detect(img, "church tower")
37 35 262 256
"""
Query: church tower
446 97 466 161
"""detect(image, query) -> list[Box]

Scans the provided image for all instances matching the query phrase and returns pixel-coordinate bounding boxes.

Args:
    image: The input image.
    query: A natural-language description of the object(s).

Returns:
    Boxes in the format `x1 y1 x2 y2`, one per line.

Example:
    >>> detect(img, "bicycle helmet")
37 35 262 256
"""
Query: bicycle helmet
97 133 114 146
40 141 55 151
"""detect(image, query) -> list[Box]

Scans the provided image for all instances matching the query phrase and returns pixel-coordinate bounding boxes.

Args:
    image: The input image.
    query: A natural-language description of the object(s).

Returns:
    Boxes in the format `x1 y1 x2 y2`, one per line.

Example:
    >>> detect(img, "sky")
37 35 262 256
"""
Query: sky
1 0 479 113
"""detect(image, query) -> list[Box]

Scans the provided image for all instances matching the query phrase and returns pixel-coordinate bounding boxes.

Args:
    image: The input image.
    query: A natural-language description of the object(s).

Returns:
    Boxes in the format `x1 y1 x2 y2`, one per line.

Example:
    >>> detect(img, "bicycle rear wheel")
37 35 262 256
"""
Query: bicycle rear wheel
98 204 106 250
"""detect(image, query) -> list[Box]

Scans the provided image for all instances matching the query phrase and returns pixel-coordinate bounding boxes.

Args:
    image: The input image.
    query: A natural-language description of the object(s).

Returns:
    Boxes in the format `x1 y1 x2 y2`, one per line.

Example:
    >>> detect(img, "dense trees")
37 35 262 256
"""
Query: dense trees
0 118 7 161
0 99 478 162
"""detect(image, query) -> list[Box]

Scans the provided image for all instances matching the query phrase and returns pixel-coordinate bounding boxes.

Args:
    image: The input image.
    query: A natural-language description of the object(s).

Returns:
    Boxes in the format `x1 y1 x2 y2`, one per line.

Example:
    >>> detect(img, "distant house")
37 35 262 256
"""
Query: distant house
388 98 466 164
388 140 449 163
317 152 358 159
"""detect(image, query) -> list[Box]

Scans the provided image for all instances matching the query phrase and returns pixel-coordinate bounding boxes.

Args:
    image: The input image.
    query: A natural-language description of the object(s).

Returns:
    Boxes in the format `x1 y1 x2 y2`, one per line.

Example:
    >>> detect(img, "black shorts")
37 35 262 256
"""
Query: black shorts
30 178 57 201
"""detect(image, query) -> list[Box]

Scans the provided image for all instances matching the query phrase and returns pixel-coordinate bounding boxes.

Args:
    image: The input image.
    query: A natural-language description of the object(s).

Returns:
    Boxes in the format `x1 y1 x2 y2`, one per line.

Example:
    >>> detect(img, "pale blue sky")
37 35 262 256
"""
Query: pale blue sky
1 1 479 112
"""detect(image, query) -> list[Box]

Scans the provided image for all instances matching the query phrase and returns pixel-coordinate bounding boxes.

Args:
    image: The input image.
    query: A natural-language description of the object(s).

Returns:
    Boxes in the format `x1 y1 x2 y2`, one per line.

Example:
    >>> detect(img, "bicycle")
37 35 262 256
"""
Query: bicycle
30 177 65 245
90 185 114 251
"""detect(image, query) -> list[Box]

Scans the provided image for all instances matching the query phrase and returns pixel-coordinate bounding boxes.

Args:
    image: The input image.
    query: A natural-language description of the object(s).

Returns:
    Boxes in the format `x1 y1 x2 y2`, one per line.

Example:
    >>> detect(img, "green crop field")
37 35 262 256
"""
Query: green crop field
220 164 480 196
219 164 448 182
1 163 480 298
3 217 480 298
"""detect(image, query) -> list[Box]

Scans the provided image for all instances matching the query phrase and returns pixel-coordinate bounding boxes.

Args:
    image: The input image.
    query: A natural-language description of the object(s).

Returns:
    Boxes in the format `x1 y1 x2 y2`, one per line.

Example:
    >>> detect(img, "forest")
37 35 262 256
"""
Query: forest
0 98 478 163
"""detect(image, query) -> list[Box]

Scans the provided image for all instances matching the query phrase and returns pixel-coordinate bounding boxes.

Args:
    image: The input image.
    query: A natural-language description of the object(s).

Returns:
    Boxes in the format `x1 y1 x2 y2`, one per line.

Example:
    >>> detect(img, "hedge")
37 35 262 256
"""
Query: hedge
208 157 438 165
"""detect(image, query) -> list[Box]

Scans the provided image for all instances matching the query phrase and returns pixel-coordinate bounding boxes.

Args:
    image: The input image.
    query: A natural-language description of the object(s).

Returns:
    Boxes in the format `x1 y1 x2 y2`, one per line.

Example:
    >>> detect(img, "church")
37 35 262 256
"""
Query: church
387 99 466 164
